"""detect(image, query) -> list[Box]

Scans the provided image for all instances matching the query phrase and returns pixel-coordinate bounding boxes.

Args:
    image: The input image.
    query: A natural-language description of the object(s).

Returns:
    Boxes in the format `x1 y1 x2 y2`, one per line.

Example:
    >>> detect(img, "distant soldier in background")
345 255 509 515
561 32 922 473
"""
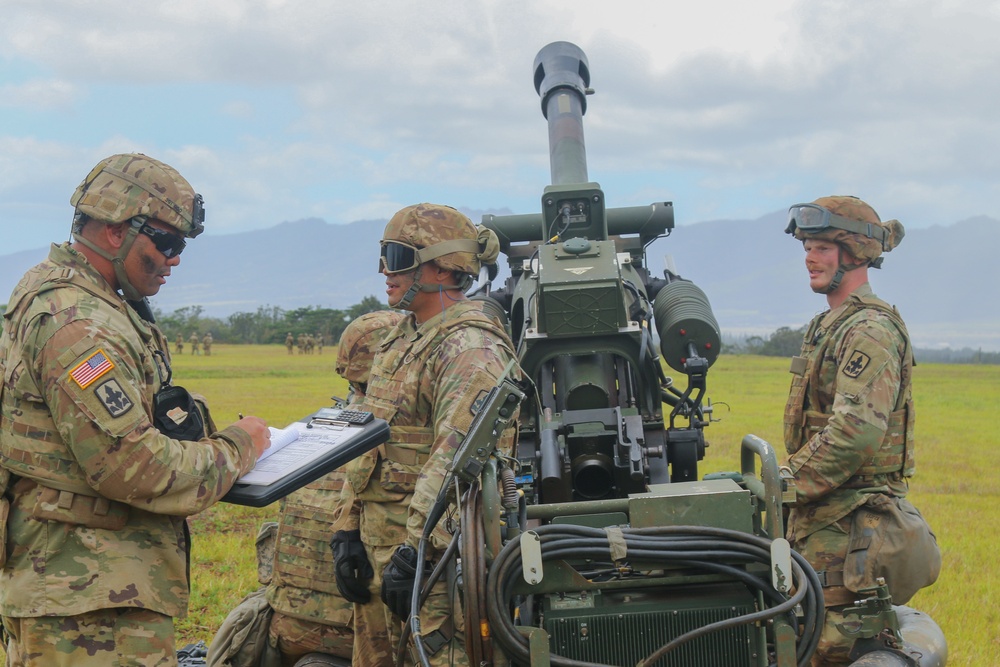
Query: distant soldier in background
207 310 403 667
297 333 306 355
203 332 213 356
315 333 324 355
176 333 184 354
190 331 201 355
285 332 294 355
305 334 314 355
783 196 940 665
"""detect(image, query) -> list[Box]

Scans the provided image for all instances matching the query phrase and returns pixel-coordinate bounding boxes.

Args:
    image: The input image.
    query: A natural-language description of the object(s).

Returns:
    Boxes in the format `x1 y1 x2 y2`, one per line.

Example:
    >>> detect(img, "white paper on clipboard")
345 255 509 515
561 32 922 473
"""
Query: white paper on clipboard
238 421 361 486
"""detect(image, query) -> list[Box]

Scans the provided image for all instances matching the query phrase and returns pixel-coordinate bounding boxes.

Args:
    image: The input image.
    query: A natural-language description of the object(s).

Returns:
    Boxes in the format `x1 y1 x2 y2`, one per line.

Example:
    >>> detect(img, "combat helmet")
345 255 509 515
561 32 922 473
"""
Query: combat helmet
336 310 405 397
378 203 500 307
71 153 204 237
70 153 205 300
785 195 905 293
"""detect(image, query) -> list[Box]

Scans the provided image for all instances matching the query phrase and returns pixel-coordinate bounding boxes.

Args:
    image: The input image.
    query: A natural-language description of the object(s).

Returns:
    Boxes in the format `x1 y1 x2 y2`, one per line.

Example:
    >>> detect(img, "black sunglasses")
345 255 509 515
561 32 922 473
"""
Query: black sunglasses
138 223 186 258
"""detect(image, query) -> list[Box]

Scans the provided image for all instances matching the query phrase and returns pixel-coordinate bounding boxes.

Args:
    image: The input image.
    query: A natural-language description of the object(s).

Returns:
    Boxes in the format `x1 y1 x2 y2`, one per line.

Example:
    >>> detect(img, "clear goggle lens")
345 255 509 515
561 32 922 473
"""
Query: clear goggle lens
786 203 835 233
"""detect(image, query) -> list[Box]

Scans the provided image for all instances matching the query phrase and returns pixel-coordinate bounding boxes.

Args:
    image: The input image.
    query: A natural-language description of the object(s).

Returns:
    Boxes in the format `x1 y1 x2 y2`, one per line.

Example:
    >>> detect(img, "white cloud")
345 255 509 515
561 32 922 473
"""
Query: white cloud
340 197 407 224
2 0 1000 254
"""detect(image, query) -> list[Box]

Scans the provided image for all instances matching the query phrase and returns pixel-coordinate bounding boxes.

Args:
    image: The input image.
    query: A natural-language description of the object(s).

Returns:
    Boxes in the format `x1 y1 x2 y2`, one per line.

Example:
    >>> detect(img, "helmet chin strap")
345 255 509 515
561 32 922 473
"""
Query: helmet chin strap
72 223 144 300
816 250 865 295
394 266 472 310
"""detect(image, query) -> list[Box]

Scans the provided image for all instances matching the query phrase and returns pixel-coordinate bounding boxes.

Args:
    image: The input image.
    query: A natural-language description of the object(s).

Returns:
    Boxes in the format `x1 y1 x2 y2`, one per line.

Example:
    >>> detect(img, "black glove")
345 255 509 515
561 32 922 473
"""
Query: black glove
330 529 374 603
380 544 425 619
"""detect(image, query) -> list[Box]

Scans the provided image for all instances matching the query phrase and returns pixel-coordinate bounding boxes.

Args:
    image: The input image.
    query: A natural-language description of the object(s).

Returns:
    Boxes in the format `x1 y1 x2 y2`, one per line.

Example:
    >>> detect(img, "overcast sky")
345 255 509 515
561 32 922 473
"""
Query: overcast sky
2 0 998 255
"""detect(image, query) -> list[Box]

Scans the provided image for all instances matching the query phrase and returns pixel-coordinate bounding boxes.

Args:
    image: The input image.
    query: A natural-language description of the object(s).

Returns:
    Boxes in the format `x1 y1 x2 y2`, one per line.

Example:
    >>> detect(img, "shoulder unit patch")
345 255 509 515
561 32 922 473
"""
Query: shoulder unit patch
470 389 490 416
842 350 872 379
94 378 134 418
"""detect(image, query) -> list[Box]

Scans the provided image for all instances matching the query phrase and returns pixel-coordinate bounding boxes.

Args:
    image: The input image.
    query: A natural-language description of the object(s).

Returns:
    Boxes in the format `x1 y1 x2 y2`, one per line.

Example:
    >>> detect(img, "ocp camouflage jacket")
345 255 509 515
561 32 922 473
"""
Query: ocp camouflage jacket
783 283 914 541
0 243 257 618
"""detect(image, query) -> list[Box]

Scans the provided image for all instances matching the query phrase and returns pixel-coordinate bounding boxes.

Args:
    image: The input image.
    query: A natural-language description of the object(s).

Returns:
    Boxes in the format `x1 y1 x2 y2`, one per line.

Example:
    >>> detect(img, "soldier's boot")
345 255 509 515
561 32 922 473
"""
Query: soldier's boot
293 653 351 667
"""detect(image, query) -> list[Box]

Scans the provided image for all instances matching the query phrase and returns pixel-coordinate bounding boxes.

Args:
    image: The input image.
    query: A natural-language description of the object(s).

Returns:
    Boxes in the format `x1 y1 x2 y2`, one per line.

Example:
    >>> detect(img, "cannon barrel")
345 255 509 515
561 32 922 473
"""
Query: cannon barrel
533 41 591 185
477 41 714 501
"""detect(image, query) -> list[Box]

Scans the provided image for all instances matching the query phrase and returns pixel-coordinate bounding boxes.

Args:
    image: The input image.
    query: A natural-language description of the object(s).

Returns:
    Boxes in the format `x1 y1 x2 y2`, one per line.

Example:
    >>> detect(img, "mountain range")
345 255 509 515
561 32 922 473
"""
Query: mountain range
2 211 996 351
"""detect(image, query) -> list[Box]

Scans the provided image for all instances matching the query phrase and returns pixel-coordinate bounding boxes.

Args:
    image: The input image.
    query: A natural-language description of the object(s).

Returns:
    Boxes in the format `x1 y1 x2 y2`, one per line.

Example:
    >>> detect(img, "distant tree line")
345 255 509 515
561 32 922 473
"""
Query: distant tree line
726 326 809 358
0 295 386 347
2 301 998 363
725 326 1000 364
152 295 389 346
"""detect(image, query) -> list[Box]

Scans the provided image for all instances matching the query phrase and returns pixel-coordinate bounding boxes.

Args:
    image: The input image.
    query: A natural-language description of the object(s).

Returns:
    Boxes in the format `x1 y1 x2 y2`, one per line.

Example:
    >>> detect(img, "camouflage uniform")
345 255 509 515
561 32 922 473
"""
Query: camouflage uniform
203 332 213 356
0 243 258 664
785 283 914 541
342 301 516 667
335 311 404 401
285 333 294 355
176 334 184 354
260 311 403 665
783 197 936 665
785 284 917 663
265 472 355 663
190 332 200 355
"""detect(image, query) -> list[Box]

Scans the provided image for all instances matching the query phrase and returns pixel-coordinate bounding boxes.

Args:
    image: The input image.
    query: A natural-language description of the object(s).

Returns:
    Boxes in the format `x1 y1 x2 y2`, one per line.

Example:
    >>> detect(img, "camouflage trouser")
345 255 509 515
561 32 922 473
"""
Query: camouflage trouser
351 544 467 667
268 611 353 665
792 517 856 666
2 608 175 667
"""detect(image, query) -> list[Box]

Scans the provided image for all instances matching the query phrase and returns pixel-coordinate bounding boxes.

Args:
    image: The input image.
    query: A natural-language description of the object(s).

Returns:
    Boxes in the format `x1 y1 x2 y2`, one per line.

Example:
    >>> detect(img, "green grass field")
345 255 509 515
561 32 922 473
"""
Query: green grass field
9 345 1000 664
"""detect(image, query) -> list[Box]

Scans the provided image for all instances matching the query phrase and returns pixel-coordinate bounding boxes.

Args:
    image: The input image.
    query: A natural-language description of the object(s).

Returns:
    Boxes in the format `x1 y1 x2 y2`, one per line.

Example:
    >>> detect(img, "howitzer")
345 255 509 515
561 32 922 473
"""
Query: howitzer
428 41 947 667
480 41 721 503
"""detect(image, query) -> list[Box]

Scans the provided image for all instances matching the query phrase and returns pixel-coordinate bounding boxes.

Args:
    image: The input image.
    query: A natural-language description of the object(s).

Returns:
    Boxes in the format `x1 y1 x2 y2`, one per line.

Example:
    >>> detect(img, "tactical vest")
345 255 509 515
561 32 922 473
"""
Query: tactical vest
267 471 354 626
347 305 516 503
784 292 915 486
0 259 168 526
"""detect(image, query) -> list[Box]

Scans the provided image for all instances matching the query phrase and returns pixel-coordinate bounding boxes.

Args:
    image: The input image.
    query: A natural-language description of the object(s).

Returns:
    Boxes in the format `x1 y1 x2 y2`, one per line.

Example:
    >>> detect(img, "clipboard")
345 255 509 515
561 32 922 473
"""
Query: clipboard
222 412 389 507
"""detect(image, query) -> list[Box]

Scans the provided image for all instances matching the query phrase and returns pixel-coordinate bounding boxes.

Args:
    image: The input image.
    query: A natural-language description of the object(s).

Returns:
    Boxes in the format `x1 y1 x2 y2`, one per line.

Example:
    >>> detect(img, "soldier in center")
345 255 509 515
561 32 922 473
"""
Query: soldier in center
333 203 518 666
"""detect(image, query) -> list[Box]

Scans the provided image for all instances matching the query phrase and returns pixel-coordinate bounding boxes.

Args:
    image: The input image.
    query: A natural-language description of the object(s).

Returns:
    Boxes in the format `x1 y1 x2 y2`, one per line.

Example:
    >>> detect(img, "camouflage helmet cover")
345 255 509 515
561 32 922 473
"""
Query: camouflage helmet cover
381 203 500 275
336 310 405 384
70 153 205 238
789 195 904 265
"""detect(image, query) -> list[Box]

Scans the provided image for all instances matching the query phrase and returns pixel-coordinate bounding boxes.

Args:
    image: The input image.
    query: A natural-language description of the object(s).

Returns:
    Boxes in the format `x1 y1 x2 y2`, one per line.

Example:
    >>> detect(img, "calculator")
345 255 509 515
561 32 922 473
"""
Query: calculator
309 407 374 427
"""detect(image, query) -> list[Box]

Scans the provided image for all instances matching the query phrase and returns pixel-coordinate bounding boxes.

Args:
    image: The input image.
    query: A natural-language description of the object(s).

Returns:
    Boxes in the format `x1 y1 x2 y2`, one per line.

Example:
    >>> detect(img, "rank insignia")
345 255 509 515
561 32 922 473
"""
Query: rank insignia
94 379 134 418
69 349 115 389
842 350 872 379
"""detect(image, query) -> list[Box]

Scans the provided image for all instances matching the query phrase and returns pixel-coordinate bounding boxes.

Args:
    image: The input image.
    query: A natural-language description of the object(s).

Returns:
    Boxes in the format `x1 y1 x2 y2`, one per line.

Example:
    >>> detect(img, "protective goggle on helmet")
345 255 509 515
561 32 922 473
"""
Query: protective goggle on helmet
785 203 889 250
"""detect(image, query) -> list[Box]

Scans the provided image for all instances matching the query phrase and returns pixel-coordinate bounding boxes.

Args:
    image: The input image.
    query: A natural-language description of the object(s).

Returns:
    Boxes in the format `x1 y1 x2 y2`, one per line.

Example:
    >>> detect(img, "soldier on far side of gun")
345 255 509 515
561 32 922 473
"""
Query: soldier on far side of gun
782 196 941 666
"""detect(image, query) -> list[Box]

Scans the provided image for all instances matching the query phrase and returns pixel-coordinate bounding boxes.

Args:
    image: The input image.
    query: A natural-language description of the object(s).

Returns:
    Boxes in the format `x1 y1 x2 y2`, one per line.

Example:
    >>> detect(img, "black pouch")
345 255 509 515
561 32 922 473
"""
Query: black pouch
154 384 207 441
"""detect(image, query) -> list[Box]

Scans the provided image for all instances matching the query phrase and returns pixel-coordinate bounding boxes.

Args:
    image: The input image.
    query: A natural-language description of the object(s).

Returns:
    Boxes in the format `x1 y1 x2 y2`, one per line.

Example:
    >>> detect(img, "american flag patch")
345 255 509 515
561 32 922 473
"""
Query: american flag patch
69 350 115 388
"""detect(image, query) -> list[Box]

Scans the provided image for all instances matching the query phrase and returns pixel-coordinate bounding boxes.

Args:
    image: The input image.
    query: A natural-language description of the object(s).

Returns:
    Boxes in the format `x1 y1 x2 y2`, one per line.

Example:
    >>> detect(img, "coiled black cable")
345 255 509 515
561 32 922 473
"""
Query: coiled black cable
486 523 823 667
